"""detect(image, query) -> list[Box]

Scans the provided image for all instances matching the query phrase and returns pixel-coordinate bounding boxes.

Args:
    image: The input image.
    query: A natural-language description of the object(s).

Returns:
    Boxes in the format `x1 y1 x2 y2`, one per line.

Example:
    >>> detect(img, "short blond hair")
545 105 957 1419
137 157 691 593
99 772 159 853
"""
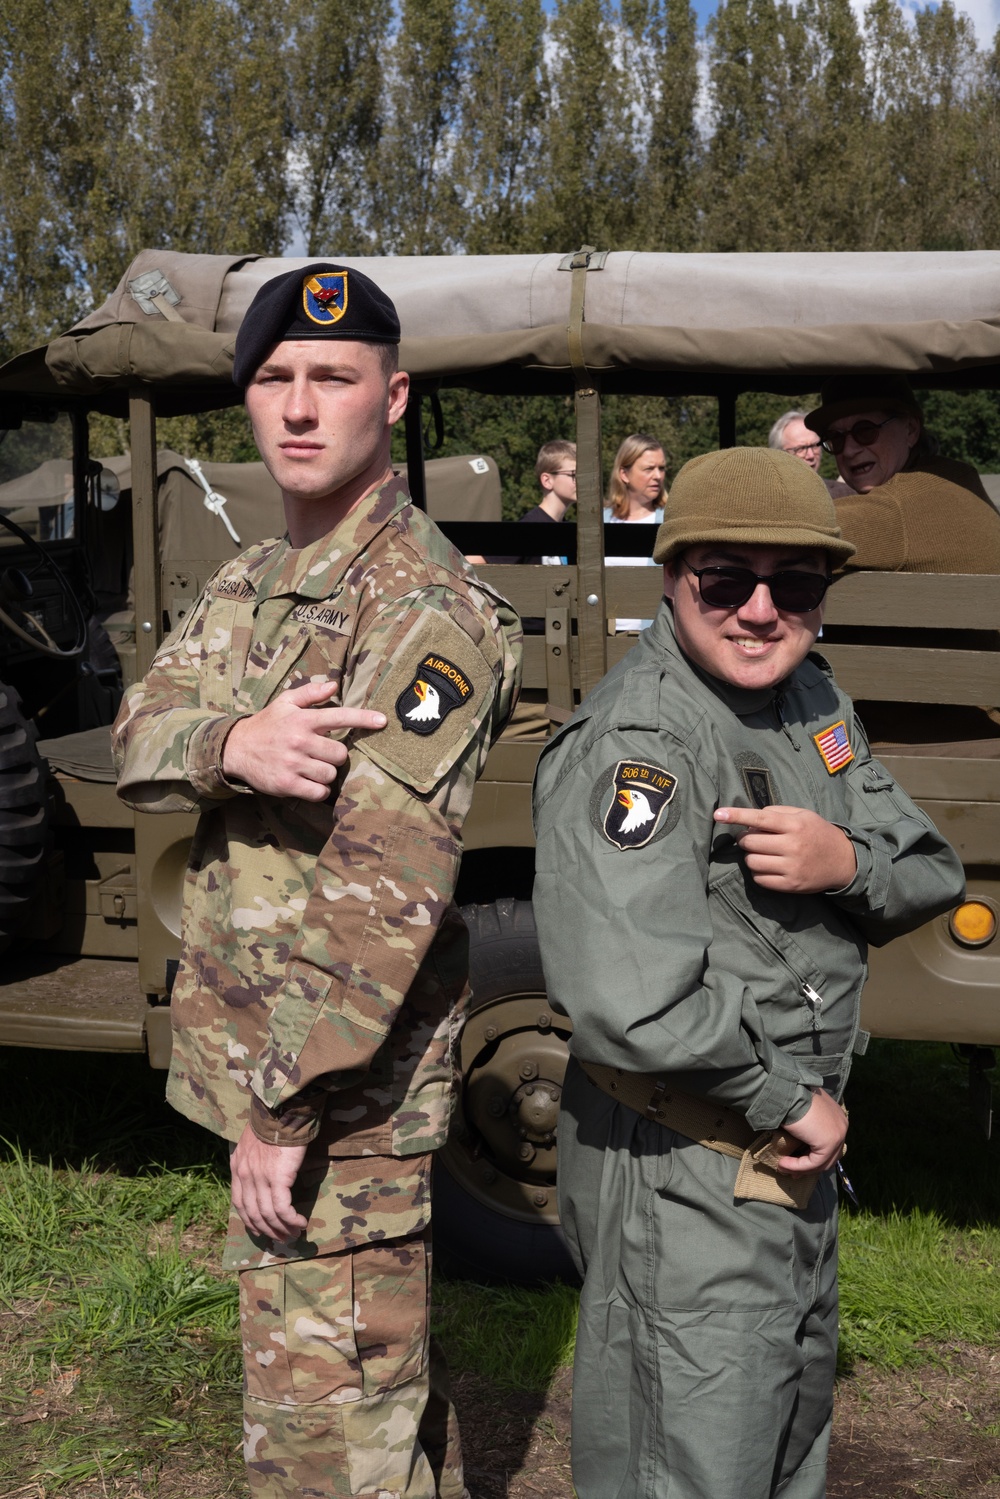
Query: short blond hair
535 439 576 481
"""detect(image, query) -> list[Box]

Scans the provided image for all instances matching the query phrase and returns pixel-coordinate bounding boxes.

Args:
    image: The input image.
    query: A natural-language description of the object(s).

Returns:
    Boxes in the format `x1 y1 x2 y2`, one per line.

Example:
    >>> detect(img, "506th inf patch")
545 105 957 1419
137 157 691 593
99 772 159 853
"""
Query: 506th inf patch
597 760 678 850
303 271 348 326
396 653 474 736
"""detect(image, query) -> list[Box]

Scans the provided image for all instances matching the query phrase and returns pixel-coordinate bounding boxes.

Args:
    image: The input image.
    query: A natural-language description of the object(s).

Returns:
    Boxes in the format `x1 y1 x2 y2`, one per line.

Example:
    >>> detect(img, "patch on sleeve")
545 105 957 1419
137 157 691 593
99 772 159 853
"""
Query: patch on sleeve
361 610 496 793
589 759 678 850
813 719 855 775
395 654 473 735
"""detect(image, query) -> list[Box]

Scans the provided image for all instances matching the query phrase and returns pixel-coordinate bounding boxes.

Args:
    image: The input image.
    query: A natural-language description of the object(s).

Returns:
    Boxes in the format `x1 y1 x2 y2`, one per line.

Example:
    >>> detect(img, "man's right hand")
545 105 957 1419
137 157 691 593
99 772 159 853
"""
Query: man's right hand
222 679 386 800
776 1087 848 1175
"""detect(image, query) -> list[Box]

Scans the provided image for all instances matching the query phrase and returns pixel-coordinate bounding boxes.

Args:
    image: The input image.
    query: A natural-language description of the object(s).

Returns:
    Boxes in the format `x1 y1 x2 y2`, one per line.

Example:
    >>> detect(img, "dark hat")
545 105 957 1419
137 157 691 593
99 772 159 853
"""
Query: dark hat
652 447 855 566
232 261 400 387
805 373 922 438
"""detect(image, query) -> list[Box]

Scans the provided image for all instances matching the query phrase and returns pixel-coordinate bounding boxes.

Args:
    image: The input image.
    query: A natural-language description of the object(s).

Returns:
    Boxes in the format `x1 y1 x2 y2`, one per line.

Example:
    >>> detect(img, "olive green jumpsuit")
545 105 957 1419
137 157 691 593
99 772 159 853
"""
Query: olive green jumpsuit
532 601 964 1499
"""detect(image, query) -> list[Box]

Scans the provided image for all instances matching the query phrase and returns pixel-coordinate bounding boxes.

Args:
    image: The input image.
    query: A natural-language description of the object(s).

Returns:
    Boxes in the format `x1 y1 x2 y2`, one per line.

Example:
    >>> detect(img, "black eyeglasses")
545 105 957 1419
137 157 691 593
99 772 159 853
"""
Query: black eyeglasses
821 415 897 455
684 561 831 613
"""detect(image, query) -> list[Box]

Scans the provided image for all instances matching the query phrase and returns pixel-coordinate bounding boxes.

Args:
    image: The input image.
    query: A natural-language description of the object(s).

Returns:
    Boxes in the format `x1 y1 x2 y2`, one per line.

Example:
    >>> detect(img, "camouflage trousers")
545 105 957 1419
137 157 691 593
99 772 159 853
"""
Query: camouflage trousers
239 1224 467 1499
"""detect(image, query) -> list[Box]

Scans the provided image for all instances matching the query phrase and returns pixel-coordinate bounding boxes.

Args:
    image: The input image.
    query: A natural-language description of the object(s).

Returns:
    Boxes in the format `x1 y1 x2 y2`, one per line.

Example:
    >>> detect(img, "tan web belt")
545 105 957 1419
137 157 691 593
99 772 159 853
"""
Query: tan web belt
579 1061 821 1210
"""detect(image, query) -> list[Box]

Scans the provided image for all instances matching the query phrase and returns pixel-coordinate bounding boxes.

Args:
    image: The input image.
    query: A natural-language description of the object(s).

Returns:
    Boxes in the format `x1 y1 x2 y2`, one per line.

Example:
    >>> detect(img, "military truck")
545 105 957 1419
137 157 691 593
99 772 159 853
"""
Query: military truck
1 248 998 1282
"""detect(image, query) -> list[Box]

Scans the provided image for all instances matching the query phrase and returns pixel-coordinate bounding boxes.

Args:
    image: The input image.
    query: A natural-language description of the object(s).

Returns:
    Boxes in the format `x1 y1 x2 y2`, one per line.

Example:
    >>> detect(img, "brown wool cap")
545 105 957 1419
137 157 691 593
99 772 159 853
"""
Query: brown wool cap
805 373 923 438
652 447 856 566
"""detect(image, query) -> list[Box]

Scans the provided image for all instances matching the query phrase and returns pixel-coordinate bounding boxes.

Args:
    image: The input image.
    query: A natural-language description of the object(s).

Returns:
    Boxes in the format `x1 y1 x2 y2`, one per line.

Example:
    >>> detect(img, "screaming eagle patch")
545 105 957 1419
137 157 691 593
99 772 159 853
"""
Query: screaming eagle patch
395 653 474 736
599 760 678 850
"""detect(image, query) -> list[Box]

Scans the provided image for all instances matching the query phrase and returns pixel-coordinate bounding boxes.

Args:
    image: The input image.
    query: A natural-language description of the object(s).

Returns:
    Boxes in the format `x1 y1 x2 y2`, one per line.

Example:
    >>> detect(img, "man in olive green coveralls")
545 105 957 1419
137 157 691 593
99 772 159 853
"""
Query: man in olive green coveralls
114 264 521 1498
532 447 964 1499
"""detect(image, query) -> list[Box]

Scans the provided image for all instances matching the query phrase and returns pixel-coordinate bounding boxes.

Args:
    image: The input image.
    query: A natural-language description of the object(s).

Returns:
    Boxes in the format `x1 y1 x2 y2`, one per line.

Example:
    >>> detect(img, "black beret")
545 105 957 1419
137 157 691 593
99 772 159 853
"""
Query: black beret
232 261 400 387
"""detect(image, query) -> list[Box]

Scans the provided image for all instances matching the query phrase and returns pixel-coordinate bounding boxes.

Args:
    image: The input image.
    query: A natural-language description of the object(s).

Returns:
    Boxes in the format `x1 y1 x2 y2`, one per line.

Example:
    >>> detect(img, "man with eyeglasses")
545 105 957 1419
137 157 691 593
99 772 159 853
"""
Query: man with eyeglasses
532 446 963 1499
768 409 854 499
805 374 1000 573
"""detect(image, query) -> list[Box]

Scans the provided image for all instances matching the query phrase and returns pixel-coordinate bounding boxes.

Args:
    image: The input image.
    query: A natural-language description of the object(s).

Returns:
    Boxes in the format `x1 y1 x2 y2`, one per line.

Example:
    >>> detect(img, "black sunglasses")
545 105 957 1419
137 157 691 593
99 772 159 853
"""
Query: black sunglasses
821 415 898 455
684 561 831 613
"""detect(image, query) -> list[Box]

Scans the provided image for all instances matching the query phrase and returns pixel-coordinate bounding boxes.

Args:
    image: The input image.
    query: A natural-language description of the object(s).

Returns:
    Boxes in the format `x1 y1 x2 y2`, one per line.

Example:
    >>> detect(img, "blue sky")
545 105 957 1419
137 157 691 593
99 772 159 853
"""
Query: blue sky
543 0 998 44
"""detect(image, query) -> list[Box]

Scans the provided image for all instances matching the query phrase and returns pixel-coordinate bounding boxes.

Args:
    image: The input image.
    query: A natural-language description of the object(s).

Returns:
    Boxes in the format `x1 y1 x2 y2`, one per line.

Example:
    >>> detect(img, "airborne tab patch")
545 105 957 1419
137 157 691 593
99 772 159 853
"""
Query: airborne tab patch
395 653 474 736
602 760 677 850
813 719 854 775
303 271 348 326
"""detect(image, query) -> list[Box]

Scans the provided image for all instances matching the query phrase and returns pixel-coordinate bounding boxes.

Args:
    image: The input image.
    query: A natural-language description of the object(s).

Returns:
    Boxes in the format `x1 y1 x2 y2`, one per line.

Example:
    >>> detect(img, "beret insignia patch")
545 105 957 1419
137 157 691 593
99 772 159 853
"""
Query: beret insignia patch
813 719 854 775
598 760 677 850
303 271 348 326
396 653 474 736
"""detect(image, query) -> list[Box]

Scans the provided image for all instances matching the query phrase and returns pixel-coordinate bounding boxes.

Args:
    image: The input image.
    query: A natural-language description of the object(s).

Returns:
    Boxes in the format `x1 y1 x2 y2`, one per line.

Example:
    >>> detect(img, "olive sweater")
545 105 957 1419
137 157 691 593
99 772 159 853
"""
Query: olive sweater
835 456 1000 573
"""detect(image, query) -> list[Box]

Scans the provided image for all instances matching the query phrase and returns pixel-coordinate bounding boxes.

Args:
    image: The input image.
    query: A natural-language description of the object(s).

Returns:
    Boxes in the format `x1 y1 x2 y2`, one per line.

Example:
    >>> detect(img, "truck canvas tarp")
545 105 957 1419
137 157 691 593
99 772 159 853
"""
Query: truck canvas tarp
0 248 997 1281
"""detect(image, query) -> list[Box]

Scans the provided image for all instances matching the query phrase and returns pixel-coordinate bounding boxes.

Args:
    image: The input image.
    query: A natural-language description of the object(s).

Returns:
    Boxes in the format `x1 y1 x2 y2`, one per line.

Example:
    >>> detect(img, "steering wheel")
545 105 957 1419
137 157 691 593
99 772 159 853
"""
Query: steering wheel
0 510 88 659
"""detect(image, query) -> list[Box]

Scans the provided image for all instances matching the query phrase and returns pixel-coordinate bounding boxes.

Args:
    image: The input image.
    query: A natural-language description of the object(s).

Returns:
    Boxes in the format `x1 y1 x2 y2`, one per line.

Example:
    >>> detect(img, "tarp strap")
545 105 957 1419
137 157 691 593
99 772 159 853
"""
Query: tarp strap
183 458 241 544
151 294 185 324
566 247 608 697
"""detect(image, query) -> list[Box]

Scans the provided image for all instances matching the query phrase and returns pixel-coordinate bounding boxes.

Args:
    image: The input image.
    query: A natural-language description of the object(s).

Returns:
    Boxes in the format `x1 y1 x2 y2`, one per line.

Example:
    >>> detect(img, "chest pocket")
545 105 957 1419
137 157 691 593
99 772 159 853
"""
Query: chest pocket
232 595 351 715
710 864 829 1037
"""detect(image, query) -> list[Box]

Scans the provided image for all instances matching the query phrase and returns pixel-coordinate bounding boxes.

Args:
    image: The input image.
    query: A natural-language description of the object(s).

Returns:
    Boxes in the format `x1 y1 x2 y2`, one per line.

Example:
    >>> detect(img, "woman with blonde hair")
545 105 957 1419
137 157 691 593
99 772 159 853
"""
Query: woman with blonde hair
604 432 667 630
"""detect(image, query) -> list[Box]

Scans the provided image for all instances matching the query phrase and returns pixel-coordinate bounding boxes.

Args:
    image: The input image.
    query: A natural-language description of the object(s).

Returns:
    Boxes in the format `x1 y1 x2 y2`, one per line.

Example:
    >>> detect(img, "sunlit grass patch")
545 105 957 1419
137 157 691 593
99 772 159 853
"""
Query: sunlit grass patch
434 1278 579 1392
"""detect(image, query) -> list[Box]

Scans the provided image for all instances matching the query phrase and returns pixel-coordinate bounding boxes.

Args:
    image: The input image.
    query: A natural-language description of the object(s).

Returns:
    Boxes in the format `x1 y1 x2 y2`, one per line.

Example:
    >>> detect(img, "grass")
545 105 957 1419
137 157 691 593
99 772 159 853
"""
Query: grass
0 1038 998 1491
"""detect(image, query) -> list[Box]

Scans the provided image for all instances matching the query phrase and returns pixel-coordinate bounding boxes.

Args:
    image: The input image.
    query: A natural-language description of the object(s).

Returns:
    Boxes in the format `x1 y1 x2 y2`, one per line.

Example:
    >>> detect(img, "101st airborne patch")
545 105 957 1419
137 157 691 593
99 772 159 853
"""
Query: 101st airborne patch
396 653 474 736
601 760 678 850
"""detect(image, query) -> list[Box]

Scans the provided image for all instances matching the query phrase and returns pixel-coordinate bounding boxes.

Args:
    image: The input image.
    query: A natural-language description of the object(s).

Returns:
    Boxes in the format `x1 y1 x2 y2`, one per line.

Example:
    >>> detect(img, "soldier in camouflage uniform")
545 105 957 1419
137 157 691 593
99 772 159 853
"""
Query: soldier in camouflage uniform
113 263 522 1498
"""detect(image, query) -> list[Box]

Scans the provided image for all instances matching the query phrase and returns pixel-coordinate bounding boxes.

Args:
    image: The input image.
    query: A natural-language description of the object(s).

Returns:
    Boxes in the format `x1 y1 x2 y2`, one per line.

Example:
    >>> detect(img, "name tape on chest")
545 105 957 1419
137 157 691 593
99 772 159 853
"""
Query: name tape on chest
813 719 855 775
289 600 352 634
395 653 474 736
212 575 256 603
597 759 678 850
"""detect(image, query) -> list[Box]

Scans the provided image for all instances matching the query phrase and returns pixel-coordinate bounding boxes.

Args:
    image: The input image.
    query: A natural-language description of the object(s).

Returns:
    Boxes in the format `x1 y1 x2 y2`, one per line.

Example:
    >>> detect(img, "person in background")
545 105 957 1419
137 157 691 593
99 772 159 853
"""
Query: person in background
604 433 667 631
805 374 1000 574
481 439 576 565
768 409 853 499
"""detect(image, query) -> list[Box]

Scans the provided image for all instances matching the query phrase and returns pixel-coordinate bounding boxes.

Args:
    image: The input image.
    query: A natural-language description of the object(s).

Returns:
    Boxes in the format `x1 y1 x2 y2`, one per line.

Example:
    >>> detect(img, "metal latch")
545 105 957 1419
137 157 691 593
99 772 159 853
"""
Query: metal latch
558 246 609 271
98 867 137 924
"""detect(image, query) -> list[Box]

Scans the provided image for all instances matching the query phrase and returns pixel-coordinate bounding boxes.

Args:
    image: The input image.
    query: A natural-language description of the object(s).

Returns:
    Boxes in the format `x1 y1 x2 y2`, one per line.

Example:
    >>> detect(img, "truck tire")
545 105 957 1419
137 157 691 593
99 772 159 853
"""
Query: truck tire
0 683 48 952
435 898 578 1285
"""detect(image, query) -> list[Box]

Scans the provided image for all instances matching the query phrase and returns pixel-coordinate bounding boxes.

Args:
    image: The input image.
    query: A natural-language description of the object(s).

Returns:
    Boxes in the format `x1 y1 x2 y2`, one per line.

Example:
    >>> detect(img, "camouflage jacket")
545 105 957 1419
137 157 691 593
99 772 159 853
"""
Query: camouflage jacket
113 477 521 1159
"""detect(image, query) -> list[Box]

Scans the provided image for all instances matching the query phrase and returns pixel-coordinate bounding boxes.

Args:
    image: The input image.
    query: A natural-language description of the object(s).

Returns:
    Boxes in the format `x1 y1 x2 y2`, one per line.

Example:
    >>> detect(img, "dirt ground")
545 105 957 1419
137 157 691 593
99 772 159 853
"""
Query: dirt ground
456 1349 1000 1499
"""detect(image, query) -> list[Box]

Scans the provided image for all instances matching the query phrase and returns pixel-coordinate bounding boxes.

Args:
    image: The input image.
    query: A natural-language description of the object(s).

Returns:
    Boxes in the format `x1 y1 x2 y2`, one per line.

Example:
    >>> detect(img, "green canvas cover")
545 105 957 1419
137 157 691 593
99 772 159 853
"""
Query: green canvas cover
3 249 1000 415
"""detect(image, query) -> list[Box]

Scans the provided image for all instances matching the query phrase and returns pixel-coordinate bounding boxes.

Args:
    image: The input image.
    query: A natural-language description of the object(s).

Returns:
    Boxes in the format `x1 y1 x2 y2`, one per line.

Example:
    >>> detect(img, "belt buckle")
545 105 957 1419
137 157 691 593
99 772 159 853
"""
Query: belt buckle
646 1080 668 1120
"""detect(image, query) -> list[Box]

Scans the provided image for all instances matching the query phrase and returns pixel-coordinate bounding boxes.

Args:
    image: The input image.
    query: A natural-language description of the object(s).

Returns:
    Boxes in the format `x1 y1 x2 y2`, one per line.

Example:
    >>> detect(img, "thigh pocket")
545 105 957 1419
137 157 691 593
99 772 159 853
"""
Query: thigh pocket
240 1234 430 1408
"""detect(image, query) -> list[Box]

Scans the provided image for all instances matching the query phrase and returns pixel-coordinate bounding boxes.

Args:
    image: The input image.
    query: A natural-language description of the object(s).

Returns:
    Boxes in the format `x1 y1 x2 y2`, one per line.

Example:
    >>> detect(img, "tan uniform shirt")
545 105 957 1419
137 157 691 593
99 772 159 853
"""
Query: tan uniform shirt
113 478 521 1165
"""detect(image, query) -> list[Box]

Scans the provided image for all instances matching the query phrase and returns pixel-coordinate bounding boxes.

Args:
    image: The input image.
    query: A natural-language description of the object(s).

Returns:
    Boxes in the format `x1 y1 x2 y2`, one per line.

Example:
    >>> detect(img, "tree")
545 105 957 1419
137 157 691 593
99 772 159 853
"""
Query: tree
453 0 547 254
531 0 637 253
622 0 701 250
0 0 140 359
369 0 464 254
284 0 391 256
136 0 289 255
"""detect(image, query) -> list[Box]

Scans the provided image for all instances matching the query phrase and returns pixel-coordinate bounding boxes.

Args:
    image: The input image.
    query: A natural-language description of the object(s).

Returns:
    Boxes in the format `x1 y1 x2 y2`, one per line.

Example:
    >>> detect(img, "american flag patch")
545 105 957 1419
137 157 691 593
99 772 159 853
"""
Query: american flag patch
813 720 854 774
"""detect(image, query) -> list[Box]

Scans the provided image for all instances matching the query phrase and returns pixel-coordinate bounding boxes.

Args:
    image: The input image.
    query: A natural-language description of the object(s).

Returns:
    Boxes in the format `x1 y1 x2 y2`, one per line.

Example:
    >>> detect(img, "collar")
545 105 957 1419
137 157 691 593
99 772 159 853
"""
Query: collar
238 475 412 602
647 599 785 717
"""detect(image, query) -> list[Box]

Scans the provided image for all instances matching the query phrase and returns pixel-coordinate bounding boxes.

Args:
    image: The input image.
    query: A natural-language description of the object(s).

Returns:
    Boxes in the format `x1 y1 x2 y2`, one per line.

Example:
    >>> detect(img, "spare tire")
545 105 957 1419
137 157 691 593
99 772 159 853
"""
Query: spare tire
0 682 49 951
